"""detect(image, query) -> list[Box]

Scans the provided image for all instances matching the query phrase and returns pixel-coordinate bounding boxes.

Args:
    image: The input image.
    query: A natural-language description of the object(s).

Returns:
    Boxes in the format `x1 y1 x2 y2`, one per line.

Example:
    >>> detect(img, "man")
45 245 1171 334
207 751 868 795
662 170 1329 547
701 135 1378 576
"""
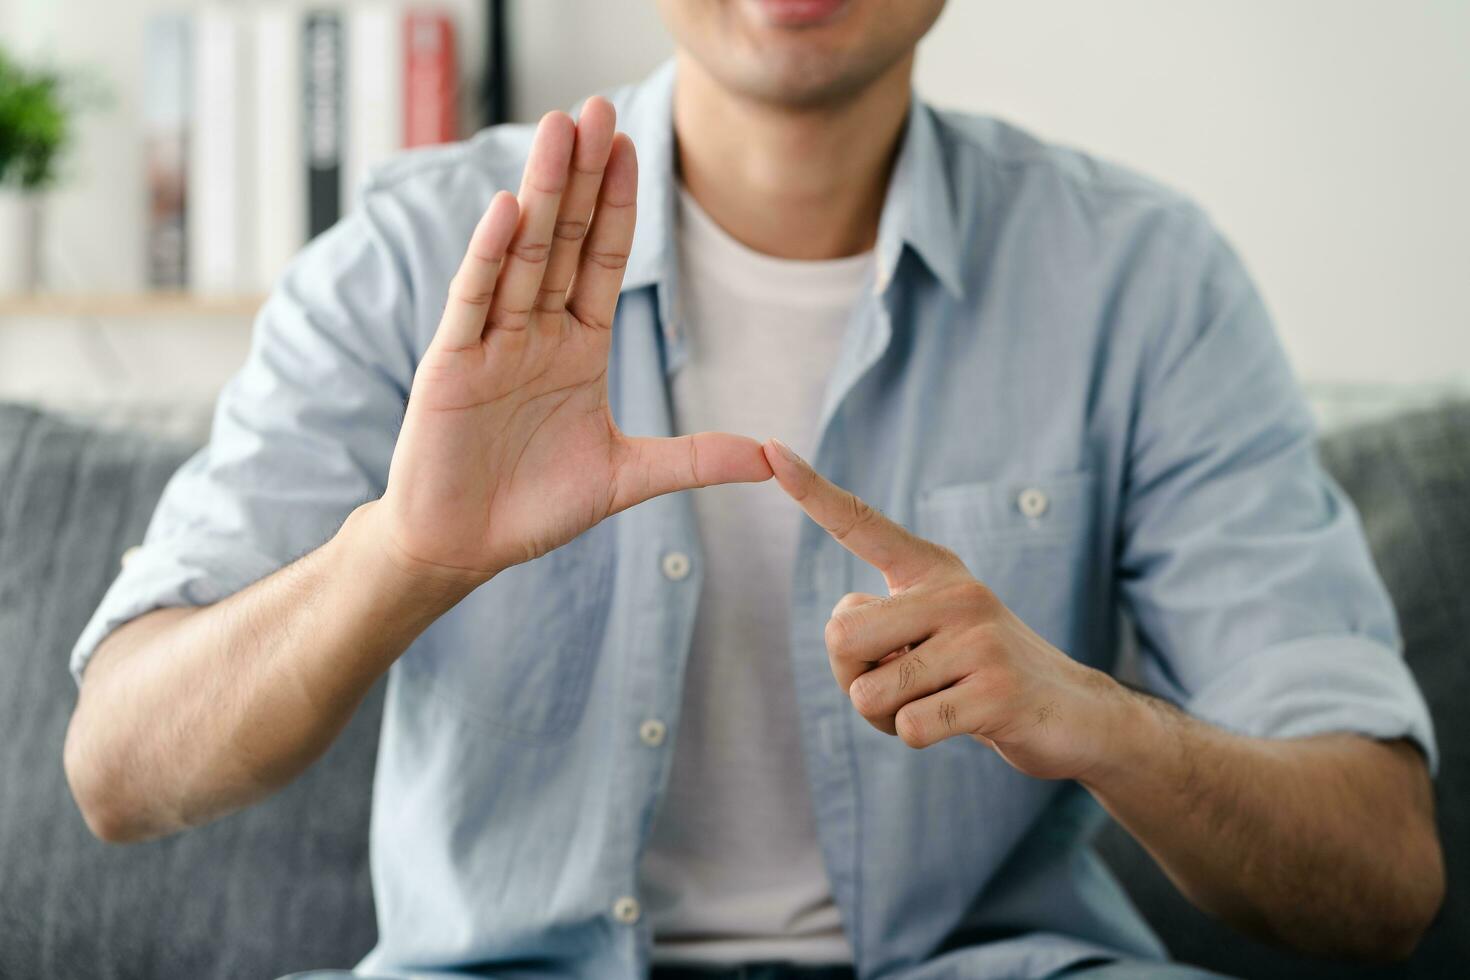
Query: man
64 1 1442 978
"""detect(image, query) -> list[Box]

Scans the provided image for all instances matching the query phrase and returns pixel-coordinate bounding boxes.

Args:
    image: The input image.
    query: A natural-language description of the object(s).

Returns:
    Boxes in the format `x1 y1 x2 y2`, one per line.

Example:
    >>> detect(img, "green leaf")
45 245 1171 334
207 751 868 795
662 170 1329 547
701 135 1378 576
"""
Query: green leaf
0 44 107 191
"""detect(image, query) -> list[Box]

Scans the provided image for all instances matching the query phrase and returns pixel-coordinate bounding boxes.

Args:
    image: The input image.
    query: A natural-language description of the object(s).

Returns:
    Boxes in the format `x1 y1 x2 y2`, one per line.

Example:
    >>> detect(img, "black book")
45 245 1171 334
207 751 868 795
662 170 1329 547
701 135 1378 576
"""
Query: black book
304 10 343 240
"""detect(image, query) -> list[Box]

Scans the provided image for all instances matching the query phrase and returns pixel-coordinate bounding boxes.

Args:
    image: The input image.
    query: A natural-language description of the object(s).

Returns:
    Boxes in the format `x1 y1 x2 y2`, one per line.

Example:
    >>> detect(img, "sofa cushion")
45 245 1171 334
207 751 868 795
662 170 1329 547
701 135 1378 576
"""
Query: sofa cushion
0 402 382 980
4 395 1466 978
1095 398 1470 978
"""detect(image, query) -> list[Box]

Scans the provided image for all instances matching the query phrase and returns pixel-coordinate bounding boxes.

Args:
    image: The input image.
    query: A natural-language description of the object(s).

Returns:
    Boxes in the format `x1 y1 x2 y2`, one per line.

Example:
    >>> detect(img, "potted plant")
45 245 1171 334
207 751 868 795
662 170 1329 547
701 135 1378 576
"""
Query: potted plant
0 48 78 293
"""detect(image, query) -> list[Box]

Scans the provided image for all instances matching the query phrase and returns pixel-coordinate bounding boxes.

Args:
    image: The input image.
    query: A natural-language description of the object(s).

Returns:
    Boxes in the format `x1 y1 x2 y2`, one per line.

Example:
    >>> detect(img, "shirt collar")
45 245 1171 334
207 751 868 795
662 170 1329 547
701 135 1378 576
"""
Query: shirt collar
616 60 966 302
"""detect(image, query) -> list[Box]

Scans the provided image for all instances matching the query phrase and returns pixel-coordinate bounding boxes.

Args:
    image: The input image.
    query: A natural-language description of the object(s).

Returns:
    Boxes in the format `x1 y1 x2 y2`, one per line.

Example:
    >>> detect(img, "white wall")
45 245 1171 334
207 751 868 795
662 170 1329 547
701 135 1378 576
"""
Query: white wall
1 0 1467 426
915 1 1470 385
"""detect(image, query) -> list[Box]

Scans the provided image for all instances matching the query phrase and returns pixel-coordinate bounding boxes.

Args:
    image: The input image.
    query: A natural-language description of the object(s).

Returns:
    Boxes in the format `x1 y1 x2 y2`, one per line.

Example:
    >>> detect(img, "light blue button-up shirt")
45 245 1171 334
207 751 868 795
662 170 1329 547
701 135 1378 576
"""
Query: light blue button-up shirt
74 62 1435 979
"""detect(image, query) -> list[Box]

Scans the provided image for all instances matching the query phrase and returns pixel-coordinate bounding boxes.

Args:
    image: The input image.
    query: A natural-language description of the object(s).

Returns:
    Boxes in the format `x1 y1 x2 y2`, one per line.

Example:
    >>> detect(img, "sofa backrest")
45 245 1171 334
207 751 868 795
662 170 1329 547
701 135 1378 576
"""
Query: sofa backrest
0 403 382 980
2 398 1466 979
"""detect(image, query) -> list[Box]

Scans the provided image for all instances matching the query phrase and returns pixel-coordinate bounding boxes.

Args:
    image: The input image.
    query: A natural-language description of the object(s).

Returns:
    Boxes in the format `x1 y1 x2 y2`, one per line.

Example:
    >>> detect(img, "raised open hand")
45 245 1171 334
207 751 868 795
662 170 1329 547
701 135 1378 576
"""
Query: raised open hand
378 99 772 585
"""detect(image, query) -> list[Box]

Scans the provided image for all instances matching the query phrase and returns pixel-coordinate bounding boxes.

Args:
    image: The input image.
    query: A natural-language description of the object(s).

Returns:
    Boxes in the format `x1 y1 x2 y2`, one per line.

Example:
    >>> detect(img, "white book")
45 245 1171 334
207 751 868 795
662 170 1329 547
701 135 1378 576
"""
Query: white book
143 13 191 289
253 2 306 293
188 4 254 295
345 1 405 213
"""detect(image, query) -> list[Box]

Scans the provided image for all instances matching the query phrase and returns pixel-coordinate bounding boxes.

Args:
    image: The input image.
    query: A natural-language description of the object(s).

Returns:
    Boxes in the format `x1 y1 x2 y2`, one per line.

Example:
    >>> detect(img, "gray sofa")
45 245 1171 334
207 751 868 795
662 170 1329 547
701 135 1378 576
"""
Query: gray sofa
1 399 1465 979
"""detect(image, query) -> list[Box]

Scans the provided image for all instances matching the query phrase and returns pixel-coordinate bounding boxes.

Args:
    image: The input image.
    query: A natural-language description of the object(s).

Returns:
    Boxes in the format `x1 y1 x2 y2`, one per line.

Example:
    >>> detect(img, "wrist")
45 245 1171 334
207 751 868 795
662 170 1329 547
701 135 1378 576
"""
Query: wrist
333 501 487 633
1073 674 1173 790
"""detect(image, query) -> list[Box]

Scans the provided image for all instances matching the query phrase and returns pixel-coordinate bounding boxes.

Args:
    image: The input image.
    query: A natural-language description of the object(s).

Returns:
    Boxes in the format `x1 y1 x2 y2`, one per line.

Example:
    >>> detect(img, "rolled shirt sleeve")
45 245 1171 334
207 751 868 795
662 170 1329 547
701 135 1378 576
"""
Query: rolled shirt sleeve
1116 216 1438 772
70 198 416 684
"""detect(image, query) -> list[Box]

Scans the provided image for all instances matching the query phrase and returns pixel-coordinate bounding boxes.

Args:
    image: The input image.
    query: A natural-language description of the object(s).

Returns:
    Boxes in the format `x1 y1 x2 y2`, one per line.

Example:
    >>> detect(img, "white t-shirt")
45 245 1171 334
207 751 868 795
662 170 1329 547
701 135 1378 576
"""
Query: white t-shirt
639 188 874 965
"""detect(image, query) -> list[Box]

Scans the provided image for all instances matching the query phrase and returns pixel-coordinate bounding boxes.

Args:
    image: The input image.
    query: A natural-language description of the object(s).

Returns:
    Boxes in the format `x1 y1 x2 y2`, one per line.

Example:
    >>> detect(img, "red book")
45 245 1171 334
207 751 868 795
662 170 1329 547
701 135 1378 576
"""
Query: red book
403 11 458 147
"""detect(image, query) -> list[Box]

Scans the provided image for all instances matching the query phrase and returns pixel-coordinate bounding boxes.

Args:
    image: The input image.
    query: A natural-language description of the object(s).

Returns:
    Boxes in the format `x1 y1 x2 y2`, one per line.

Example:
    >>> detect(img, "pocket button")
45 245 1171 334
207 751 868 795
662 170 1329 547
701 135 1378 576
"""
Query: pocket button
661 551 692 581
1017 487 1050 519
639 718 667 747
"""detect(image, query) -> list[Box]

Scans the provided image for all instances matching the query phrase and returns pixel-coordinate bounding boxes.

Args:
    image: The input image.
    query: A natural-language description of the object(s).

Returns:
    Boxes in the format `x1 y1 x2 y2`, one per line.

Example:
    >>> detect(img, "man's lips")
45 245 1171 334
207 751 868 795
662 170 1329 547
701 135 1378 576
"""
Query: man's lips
753 0 849 28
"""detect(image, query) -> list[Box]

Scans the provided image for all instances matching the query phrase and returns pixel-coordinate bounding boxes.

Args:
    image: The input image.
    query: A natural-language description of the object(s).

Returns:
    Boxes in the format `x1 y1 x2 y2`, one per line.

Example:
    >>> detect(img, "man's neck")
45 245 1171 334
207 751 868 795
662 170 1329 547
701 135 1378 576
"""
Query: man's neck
671 51 913 261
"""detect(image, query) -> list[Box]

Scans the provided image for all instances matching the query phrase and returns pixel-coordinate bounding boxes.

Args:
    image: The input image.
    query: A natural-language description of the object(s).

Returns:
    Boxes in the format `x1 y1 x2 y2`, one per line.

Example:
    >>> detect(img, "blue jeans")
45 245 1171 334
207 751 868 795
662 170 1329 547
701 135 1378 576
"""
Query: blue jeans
1057 961 1233 979
277 959 1233 979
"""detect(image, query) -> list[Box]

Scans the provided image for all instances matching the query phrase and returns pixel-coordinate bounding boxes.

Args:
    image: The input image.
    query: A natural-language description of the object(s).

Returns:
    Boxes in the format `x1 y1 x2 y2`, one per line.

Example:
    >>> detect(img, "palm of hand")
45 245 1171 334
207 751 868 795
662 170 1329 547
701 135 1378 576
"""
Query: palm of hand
380 100 770 584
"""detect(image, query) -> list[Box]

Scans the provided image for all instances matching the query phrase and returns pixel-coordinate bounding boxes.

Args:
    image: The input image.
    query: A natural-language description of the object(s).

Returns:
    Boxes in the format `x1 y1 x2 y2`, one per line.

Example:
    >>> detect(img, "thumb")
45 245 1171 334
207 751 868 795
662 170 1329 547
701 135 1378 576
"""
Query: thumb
611 432 773 513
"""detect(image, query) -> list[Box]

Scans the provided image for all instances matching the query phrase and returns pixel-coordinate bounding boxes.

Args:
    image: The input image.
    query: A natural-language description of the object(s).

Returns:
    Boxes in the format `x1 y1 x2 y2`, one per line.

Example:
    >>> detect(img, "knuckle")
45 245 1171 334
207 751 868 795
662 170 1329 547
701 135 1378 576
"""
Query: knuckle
685 434 702 484
449 273 494 308
847 675 884 717
584 248 630 271
824 612 860 658
977 662 1018 702
532 286 569 313
895 651 926 692
826 494 876 543
572 307 613 332
850 497 879 533
553 217 588 241
969 621 1004 658
466 243 506 267
895 707 928 748
952 579 997 612
933 544 967 571
953 635 986 673
508 239 552 263
831 592 871 617
487 306 532 332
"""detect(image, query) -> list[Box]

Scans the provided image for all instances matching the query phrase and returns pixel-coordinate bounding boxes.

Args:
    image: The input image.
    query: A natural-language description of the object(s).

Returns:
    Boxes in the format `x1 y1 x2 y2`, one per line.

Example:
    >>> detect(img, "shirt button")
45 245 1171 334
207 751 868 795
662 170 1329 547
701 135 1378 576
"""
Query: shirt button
661 550 691 581
639 718 667 747
1018 487 1049 519
612 895 641 924
120 546 141 568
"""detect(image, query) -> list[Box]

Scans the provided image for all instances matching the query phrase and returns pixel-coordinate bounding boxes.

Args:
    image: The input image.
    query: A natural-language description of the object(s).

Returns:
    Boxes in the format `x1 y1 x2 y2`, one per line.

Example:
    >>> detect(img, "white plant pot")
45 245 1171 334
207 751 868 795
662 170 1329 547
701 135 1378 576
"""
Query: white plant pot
0 188 43 293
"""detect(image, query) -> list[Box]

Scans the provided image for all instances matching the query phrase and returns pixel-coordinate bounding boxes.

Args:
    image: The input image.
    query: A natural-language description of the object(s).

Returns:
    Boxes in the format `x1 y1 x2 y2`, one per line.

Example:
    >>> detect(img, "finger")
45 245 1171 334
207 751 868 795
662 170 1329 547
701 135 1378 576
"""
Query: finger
829 593 896 677
566 133 637 331
764 438 943 588
435 191 519 350
895 681 990 749
612 431 773 514
831 592 883 616
535 97 616 317
876 646 911 666
825 589 941 676
847 639 973 736
487 111 575 333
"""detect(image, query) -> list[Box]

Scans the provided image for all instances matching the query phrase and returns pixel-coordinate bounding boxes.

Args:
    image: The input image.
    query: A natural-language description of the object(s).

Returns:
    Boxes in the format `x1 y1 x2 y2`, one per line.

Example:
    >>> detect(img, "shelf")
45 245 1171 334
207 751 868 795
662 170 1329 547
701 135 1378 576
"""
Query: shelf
0 292 266 319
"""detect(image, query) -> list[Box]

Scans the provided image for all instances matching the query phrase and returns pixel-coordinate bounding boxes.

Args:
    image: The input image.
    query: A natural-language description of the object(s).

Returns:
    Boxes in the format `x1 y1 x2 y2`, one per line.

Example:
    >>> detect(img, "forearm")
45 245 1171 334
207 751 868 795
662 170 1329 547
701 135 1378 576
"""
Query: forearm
64 500 476 843
758 442 1444 960
1083 688 1443 959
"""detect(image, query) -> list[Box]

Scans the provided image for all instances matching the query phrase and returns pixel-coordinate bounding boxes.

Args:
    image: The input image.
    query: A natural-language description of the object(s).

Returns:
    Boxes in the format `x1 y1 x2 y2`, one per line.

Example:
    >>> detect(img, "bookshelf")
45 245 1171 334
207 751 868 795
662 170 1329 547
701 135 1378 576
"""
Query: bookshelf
0 3 507 325
0 293 265 319
129 2 508 301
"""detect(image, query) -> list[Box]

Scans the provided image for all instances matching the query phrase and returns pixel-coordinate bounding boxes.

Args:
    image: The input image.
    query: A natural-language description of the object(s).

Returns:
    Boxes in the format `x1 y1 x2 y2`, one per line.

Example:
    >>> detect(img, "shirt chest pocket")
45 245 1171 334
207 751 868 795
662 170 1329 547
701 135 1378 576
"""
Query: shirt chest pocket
914 472 1100 651
401 521 616 739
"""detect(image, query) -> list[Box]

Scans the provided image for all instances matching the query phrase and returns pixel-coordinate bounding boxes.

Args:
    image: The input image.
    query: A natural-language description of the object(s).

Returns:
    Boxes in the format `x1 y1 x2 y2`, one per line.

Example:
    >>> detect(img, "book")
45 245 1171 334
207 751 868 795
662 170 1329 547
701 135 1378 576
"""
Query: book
344 1 405 211
254 3 307 292
304 9 345 241
143 13 191 289
188 4 254 295
404 10 458 148
145 2 463 294
483 0 509 127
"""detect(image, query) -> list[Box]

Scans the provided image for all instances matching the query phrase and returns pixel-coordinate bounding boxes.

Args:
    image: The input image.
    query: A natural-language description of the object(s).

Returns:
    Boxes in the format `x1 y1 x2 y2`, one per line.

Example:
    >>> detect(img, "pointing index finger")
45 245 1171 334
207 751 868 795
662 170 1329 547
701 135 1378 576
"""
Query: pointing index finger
764 438 941 588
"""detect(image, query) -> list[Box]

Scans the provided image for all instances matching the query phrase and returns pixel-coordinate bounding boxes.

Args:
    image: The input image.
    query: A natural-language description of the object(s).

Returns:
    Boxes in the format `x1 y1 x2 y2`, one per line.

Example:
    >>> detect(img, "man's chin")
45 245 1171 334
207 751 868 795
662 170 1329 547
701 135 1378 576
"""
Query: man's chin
725 54 871 110
675 0 921 111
